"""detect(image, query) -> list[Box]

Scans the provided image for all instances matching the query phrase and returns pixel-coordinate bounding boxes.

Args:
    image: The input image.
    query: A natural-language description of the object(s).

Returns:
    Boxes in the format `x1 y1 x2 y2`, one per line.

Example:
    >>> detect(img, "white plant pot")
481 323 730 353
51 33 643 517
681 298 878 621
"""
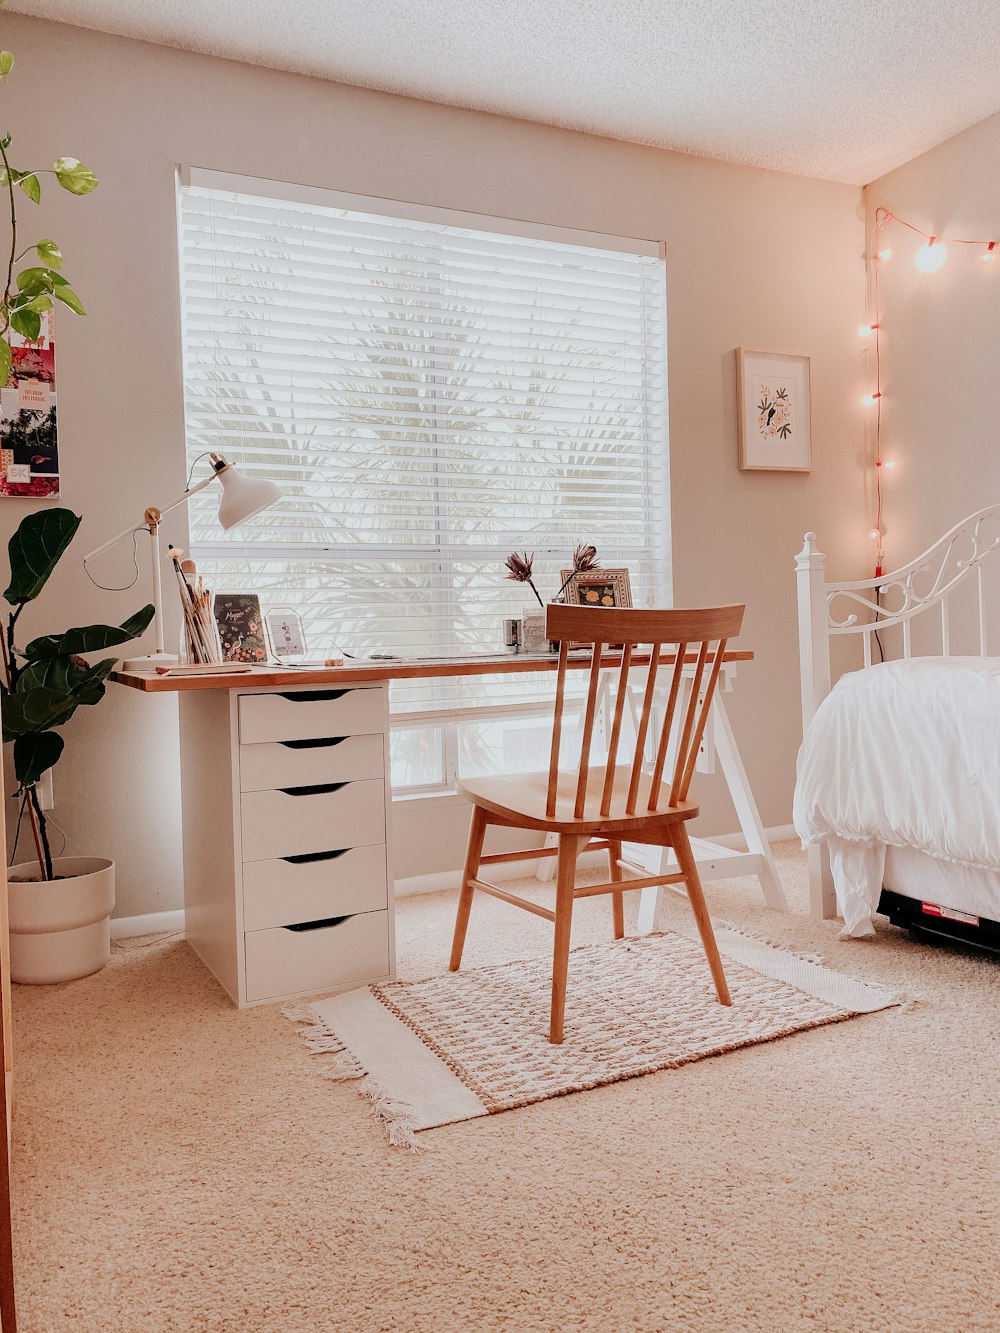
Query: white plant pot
6 856 115 985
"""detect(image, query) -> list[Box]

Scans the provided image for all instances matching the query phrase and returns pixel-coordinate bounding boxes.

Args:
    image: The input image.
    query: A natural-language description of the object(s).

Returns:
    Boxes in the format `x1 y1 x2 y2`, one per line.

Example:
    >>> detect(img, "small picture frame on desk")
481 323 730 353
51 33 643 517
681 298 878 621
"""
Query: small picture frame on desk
265 608 307 661
561 569 632 609
213 592 268 664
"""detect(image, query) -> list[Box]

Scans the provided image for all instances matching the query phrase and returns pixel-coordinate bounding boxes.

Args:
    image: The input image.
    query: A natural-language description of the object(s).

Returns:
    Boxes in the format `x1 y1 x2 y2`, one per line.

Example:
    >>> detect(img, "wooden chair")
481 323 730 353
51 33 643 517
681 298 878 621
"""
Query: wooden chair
449 603 745 1044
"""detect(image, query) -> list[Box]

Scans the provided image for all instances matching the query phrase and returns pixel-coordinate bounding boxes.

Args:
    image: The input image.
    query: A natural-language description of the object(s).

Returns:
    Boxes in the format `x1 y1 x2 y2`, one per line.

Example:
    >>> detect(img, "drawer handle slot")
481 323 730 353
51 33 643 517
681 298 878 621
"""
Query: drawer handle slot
278 782 347 797
279 737 349 750
281 849 349 865
278 689 349 703
283 914 352 933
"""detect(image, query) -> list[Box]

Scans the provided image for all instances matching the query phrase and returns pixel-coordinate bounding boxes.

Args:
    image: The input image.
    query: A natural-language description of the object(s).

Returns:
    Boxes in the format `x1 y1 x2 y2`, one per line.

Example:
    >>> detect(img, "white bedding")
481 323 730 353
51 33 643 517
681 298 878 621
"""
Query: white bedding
793 657 1000 936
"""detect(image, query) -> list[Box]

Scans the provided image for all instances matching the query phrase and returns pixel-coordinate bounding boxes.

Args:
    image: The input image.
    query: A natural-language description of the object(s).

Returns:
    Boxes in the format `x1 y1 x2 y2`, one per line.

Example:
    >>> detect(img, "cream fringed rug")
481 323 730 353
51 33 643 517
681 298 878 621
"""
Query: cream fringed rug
284 925 905 1147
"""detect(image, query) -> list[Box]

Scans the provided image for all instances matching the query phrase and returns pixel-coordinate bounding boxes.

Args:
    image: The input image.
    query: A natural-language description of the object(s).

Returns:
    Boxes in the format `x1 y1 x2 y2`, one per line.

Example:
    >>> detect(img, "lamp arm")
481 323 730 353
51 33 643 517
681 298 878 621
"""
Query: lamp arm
82 473 217 564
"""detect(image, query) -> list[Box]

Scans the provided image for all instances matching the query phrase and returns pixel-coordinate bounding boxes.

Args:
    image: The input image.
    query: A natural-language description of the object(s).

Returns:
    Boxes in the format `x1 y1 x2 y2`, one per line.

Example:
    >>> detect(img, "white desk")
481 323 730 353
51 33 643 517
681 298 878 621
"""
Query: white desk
113 650 784 1007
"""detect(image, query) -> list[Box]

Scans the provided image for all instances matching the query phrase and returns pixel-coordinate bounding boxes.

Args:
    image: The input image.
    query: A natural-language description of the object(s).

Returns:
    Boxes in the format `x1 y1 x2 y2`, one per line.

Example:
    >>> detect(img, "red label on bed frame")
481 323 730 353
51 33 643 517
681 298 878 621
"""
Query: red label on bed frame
921 901 980 927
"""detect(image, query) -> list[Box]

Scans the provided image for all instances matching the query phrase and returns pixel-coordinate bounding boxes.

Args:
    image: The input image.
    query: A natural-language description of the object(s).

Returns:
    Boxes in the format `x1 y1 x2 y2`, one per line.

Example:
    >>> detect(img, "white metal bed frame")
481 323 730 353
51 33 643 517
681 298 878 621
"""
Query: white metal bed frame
795 505 1000 918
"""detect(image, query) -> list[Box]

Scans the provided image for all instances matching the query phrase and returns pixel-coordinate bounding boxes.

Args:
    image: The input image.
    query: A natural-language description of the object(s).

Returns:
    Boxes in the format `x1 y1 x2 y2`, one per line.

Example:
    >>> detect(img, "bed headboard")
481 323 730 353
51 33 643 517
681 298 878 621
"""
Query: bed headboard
795 505 1000 734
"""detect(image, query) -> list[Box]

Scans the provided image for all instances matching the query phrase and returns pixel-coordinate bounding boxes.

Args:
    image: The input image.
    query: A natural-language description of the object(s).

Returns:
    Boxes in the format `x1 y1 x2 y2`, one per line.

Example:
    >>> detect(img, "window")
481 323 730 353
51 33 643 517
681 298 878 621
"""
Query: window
177 169 669 793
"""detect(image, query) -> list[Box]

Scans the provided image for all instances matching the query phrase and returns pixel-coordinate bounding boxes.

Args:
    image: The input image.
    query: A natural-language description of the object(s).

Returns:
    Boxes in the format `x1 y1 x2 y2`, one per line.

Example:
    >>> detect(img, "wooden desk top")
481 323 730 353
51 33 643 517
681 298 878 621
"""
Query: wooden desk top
111 649 753 694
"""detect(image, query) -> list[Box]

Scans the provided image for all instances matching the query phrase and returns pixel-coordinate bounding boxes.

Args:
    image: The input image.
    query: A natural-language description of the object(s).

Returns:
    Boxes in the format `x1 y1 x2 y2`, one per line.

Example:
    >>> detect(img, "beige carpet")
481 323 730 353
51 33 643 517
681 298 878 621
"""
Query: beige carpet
8 841 1000 1332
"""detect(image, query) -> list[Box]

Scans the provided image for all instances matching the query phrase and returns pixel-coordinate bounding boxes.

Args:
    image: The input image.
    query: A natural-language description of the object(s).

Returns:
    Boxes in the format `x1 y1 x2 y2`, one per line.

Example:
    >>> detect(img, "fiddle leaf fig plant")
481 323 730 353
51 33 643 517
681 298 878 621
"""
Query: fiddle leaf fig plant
1 509 153 881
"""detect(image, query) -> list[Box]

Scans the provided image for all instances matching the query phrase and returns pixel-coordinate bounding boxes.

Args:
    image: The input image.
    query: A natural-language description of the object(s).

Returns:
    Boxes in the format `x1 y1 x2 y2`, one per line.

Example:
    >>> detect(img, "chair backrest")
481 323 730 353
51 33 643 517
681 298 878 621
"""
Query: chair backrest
543 604 746 818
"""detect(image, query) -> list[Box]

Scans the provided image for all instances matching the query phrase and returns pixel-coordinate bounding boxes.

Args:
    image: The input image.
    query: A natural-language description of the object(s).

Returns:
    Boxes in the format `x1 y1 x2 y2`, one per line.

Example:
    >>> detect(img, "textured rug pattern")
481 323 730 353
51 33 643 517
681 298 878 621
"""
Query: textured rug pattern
368 932 852 1113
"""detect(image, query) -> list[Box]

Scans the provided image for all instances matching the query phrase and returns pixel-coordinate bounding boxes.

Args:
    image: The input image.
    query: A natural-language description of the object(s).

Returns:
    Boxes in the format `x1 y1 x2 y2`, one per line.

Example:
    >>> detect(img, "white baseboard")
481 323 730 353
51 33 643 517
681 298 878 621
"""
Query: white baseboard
110 824 798 931
111 909 185 940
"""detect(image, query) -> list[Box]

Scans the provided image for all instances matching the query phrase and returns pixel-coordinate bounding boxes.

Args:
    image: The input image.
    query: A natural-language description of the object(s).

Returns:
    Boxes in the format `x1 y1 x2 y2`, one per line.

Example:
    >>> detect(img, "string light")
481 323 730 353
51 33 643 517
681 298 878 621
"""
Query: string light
914 237 947 273
864 206 999 576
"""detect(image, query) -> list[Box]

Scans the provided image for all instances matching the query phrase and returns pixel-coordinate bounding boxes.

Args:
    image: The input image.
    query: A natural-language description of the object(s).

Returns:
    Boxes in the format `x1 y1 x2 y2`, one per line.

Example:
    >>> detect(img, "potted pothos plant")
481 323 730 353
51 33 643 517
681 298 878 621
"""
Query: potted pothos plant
0 14 152 982
2 511 153 981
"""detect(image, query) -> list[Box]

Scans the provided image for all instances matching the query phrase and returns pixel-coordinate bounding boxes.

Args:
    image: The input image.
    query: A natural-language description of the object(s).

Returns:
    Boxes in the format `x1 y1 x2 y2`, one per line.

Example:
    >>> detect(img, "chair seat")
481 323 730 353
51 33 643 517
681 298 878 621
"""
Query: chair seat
456 766 698 833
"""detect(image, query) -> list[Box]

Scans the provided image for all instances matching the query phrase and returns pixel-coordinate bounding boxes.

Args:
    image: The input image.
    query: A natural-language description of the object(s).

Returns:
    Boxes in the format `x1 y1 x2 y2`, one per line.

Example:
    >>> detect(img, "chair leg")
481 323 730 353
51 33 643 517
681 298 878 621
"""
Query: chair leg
671 822 731 1006
550 833 583 1044
607 837 625 940
449 805 489 972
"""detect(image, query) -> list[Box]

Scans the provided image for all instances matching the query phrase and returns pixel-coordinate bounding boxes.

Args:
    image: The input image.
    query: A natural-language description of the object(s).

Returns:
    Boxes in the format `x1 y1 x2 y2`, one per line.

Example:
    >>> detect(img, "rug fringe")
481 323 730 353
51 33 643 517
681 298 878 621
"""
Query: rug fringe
282 1002 365 1076
360 1075 422 1152
715 919 826 965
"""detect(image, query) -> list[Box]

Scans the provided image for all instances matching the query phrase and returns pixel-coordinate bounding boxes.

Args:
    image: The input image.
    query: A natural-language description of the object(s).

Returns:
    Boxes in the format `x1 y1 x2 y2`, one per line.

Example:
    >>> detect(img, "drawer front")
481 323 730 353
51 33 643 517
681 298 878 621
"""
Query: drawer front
243 845 388 931
240 780 385 863
238 687 385 745
244 909 390 1003
239 734 384 792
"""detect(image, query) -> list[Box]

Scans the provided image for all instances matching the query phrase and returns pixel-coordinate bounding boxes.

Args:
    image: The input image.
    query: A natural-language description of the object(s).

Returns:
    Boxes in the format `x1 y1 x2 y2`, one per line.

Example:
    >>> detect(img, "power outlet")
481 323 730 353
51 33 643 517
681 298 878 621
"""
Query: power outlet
36 767 54 811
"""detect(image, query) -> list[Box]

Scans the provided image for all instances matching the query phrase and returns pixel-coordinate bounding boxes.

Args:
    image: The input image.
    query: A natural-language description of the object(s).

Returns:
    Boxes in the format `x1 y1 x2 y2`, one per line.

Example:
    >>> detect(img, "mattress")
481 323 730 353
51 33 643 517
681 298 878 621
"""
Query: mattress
795 657 1000 935
883 844 1000 923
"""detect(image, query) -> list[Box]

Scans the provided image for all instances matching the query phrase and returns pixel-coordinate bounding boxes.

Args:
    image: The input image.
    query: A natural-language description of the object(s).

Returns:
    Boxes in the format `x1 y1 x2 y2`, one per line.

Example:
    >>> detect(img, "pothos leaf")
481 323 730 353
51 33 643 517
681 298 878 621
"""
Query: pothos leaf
53 286 85 316
9 306 40 342
53 157 98 196
0 52 14 81
36 239 62 270
17 172 40 204
0 339 11 388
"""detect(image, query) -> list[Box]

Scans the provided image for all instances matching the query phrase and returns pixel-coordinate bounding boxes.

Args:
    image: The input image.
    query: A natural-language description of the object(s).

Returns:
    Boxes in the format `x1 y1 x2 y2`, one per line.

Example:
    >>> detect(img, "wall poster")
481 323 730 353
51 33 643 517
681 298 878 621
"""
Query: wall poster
0 308 59 497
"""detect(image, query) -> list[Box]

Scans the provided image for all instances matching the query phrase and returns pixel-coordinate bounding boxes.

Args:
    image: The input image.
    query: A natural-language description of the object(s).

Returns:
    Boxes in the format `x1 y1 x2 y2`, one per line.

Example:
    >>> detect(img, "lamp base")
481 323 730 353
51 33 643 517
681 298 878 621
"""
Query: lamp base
120 650 179 674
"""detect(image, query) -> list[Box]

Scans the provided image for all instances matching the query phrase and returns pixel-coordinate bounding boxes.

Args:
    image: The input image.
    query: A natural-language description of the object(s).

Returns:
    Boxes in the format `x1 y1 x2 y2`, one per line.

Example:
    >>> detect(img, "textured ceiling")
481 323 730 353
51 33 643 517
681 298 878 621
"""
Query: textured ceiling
8 0 1000 183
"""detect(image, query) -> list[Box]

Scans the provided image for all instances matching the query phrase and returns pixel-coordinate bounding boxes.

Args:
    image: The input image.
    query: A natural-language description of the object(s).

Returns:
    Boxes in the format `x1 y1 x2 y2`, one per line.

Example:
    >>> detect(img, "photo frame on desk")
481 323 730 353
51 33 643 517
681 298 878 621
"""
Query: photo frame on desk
265 607 307 660
213 592 268 663
561 569 632 609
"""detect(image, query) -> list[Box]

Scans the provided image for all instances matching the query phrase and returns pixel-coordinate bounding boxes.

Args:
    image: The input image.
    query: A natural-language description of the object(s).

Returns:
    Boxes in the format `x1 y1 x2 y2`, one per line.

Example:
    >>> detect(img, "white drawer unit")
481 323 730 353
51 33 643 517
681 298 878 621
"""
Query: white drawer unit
238 687 385 744
243 845 388 931
240 779 386 863
239 734 384 792
178 682 395 1007
244 910 391 1005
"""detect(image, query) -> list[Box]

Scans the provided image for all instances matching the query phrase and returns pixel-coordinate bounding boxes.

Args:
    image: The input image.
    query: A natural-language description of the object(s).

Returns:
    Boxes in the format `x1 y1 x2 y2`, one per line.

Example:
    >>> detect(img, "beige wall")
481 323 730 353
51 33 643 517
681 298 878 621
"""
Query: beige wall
0 15 866 916
865 113 1000 568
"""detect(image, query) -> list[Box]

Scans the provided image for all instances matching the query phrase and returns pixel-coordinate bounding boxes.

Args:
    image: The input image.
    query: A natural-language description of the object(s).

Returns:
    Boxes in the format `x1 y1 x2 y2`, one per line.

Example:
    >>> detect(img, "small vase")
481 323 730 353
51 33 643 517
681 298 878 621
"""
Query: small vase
520 609 558 653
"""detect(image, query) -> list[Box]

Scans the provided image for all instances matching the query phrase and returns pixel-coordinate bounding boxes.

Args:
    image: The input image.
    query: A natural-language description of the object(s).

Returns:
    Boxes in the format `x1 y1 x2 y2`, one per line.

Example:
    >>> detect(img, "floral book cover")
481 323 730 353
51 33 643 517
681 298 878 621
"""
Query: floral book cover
0 308 59 498
213 593 268 664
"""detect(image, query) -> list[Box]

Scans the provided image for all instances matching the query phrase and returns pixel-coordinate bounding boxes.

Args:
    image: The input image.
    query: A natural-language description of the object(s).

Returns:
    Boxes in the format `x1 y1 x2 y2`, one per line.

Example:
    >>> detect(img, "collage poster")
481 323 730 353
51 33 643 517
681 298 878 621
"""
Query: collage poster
0 308 59 498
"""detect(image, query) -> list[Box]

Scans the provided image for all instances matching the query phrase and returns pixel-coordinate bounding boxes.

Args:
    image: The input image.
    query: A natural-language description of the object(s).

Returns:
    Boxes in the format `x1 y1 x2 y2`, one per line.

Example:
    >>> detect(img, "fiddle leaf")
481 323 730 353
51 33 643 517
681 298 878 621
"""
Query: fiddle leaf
4 508 81 604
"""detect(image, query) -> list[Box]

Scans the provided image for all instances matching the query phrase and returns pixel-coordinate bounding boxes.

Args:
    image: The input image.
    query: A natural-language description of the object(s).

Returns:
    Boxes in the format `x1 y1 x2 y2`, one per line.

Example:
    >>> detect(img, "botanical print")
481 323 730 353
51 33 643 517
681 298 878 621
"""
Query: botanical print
757 378 794 441
213 592 268 663
577 579 618 607
0 309 59 497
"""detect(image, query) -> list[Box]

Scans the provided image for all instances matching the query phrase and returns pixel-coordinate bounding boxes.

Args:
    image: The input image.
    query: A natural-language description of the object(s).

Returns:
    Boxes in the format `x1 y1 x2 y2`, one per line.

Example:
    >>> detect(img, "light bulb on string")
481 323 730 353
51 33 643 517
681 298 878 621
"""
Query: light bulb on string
881 458 896 470
877 246 892 262
858 322 879 337
863 390 882 406
869 528 881 541
915 237 947 273
983 242 997 264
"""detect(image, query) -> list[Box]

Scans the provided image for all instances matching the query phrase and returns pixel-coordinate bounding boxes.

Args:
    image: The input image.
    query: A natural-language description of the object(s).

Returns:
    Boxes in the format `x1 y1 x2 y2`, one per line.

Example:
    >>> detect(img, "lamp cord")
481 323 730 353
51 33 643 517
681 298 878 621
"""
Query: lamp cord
82 526 142 592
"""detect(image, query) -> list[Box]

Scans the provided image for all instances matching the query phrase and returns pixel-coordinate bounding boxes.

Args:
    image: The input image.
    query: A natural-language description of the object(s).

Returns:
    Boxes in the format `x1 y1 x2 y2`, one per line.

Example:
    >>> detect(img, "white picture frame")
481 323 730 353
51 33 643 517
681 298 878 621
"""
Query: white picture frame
737 348 812 472
265 608 307 659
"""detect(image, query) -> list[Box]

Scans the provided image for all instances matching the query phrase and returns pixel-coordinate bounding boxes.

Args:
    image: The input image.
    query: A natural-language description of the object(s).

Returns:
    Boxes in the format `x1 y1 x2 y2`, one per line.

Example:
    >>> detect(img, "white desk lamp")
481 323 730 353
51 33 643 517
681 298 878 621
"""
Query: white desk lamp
84 453 282 672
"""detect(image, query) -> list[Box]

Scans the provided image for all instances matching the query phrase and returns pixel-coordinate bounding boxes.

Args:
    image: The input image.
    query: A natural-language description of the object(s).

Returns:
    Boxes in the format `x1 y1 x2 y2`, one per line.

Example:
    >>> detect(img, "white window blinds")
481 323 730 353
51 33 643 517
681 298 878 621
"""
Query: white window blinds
177 171 670 715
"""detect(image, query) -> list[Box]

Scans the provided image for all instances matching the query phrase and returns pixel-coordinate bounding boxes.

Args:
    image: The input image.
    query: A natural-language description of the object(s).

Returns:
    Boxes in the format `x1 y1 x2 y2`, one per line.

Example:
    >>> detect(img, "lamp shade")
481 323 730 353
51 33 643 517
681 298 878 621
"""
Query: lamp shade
215 464 282 531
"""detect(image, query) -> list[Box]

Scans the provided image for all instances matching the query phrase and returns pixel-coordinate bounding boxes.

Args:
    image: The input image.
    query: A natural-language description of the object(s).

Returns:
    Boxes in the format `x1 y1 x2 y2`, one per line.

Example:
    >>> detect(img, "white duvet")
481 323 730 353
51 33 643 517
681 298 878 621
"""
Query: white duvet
793 657 1000 936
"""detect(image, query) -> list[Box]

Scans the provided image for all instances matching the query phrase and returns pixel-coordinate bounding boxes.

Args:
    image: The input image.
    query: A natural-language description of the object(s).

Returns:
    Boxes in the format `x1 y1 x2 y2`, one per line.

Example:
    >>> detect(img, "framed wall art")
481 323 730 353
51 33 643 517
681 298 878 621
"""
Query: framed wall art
561 569 633 609
736 348 811 472
0 309 59 498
